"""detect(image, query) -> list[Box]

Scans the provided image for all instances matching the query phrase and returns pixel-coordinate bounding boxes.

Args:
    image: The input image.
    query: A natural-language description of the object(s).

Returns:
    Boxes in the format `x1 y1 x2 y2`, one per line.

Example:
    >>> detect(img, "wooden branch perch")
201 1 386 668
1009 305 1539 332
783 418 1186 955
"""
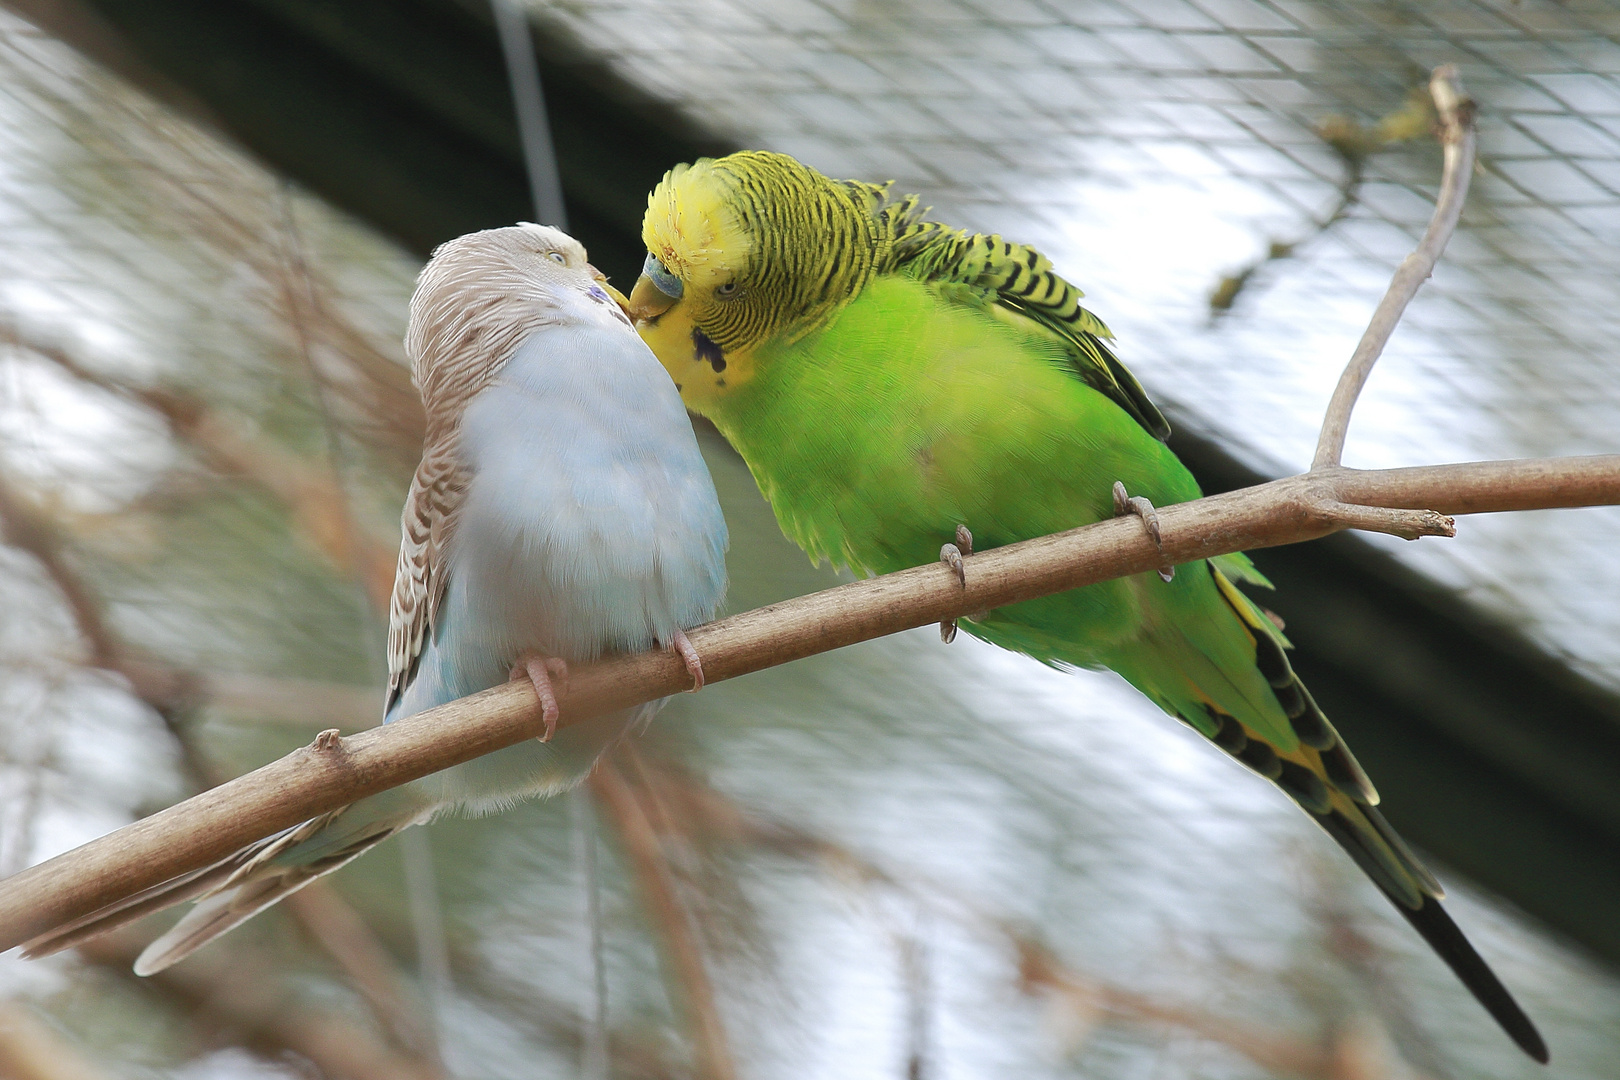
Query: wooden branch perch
1 454 1617 952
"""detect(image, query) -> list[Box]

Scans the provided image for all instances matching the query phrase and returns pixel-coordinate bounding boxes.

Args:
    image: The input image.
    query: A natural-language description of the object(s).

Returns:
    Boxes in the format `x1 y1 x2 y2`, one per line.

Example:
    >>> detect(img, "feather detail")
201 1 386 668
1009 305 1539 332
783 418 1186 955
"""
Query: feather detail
884 221 1169 442
133 808 410 976
386 443 465 714
20 846 269 960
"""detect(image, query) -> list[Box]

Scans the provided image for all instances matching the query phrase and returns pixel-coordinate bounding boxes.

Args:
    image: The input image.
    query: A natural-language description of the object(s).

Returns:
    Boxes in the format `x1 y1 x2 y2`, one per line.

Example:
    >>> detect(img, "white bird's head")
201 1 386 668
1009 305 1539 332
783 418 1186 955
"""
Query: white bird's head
406 223 634 428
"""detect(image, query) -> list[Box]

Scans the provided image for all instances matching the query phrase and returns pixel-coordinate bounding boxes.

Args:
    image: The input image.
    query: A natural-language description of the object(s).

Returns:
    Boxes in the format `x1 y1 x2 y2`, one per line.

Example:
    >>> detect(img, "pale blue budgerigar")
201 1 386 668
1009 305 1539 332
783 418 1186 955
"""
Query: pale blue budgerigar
22 224 728 974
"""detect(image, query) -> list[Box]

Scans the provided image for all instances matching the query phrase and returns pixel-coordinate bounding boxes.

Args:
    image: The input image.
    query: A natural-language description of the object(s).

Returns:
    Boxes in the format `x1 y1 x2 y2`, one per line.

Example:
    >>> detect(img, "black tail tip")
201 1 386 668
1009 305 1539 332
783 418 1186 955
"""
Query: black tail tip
1399 898 1549 1064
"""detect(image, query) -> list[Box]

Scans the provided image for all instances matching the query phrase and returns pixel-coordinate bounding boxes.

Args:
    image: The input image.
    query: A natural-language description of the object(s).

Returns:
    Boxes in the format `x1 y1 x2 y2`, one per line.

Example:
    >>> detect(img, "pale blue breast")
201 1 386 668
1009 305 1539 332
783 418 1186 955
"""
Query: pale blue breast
386 319 728 808
450 321 728 660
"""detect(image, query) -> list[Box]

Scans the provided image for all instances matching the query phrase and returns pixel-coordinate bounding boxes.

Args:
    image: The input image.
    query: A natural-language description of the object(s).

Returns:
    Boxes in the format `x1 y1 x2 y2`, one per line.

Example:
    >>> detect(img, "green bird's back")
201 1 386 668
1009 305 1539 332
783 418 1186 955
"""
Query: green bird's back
630 149 1546 1063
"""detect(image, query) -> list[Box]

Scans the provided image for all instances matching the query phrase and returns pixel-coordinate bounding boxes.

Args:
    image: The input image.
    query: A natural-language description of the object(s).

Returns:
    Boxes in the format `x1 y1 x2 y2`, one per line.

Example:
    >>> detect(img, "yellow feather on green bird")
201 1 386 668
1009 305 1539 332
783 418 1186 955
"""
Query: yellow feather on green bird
627 149 1546 1063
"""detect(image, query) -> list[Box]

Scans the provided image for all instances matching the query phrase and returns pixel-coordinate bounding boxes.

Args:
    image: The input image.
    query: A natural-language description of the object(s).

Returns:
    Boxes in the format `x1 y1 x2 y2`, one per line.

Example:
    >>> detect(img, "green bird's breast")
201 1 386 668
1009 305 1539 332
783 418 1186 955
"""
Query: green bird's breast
699 275 1207 668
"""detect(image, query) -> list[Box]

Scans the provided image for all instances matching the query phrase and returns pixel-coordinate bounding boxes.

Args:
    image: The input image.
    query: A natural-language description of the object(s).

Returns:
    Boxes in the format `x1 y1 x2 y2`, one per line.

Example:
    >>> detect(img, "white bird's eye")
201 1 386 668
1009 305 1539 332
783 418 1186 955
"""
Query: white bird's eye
548 251 567 264
715 280 738 298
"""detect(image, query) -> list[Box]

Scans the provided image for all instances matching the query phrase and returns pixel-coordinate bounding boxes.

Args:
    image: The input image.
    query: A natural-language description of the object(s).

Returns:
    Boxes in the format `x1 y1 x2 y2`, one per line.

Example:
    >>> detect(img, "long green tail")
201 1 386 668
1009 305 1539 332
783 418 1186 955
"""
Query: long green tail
1120 563 1548 1063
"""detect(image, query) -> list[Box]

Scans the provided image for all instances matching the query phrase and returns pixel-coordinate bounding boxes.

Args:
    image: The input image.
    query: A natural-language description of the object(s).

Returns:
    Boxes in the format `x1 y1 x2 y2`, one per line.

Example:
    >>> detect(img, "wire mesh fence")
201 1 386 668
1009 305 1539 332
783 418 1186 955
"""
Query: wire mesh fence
0 2 1617 1078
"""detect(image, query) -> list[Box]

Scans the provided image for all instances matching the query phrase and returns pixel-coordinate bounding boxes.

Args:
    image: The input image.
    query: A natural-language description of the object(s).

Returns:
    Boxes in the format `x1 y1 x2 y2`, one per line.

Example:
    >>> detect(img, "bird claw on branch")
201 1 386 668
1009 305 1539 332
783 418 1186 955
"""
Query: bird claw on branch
513 654 569 741
939 524 972 643
670 628 705 692
1112 482 1175 582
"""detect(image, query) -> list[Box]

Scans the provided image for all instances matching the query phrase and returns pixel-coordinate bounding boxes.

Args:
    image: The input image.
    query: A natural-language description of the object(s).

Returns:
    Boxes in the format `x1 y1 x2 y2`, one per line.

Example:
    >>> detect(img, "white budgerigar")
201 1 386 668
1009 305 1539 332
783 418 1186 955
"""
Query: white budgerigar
23 224 728 973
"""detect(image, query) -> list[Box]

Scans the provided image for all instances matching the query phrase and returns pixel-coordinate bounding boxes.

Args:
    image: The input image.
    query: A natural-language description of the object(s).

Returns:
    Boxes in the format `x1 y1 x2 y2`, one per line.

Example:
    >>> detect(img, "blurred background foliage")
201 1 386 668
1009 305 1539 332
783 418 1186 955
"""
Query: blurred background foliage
0 1 1618 1078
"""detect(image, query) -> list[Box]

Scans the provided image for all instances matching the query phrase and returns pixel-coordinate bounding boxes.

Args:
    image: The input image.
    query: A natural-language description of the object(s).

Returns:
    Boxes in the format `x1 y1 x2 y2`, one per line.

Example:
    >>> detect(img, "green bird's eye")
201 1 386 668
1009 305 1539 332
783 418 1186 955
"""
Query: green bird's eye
715 280 739 299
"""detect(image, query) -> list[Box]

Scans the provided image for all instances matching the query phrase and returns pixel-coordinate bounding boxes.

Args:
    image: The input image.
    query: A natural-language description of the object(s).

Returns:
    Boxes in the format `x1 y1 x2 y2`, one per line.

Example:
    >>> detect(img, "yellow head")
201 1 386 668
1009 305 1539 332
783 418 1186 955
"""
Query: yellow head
630 151 892 409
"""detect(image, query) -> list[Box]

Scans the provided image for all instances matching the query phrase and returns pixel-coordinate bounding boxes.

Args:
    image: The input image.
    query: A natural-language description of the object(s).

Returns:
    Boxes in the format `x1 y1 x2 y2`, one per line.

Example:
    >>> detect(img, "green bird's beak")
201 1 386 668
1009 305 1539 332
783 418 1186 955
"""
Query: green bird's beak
628 274 677 321
629 253 683 321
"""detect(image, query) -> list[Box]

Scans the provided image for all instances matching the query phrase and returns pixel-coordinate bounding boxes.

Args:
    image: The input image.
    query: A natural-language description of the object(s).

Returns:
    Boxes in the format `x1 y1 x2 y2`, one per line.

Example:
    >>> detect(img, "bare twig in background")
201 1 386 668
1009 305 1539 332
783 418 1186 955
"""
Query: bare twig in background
179 669 377 731
1308 868 1452 1080
637 753 1434 1080
0 464 207 786
78 926 442 1080
896 921 932 1080
0 999 114 1080
451 945 679 1080
0 458 444 1075
288 882 444 1070
1016 939 1329 1076
1314 66 1476 469
590 756 736 1080
1209 79 1434 316
273 191 398 610
2 323 399 606
570 788 611 1080
0 674 56 878
0 40 427 459
620 746 770 976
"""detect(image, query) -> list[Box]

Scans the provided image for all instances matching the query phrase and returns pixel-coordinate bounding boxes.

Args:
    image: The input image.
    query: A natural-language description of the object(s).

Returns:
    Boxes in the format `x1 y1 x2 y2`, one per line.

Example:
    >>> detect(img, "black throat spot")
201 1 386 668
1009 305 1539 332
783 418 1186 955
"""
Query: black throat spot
692 328 726 373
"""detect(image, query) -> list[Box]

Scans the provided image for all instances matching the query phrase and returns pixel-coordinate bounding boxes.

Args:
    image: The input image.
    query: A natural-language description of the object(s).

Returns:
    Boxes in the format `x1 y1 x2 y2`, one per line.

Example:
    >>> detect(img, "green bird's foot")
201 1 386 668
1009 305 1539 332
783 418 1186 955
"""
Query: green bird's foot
670 627 706 692
940 524 974 643
1112 481 1175 583
513 653 570 742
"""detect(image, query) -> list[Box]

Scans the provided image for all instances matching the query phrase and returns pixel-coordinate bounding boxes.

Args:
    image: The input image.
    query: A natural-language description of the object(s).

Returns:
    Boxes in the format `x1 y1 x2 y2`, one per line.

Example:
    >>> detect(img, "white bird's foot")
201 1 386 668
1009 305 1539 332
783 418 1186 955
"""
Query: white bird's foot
1112 481 1174 582
670 628 705 692
513 654 570 741
940 524 973 643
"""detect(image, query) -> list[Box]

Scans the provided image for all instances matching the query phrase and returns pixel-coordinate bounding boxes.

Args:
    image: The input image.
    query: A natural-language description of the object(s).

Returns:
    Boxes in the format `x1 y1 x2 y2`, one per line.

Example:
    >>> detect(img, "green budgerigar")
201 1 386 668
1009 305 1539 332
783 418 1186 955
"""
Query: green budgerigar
626 150 1546 1062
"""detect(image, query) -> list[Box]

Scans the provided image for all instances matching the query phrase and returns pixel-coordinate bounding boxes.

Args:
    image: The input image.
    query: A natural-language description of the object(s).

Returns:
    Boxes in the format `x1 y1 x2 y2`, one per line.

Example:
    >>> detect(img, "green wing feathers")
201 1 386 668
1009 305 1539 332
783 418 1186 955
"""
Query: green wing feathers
877 204 1170 441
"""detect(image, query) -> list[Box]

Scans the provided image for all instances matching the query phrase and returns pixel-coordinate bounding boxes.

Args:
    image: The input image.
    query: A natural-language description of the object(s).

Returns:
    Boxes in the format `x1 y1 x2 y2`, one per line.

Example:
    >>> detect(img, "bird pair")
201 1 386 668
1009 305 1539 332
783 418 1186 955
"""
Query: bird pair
24 151 1546 1063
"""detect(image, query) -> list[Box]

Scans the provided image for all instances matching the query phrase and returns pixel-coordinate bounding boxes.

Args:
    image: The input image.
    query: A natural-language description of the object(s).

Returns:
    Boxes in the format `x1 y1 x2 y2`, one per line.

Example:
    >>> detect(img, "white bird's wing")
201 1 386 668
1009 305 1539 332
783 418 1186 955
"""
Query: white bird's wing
386 438 468 714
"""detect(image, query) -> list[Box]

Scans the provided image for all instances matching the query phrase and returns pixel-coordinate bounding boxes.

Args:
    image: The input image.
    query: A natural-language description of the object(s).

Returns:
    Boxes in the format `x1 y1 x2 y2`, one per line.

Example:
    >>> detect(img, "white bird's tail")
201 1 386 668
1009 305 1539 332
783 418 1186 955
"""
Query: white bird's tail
21 800 425 974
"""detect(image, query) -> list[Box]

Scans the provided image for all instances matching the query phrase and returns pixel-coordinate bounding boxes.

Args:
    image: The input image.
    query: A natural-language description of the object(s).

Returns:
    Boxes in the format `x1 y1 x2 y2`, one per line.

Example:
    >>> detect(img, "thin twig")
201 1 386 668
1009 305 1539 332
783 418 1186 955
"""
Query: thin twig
77 927 442 1080
286 882 446 1071
1313 65 1477 469
0 999 114 1080
3 323 399 606
590 757 736 1080
570 787 611 1080
2 452 1619 950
